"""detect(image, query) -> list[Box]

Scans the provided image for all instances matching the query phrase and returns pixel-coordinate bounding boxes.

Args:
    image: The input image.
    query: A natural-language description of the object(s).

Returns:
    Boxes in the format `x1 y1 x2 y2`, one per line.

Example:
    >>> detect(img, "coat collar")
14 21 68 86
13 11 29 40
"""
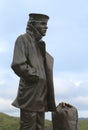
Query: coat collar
26 24 42 41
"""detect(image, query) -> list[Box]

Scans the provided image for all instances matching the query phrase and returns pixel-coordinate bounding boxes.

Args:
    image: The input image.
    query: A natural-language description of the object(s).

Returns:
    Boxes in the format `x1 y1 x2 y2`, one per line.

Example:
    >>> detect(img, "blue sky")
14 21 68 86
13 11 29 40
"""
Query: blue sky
0 0 88 119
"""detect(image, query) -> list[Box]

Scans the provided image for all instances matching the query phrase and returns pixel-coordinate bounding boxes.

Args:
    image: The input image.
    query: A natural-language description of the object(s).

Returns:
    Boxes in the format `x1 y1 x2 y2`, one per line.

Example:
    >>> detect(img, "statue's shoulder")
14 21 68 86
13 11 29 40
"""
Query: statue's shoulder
15 33 32 42
15 33 26 43
14 33 32 48
22 33 32 42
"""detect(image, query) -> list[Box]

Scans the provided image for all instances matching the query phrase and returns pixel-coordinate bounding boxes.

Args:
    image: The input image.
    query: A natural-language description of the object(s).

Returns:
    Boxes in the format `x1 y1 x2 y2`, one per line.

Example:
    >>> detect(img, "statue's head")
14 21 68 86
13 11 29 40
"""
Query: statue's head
28 13 49 36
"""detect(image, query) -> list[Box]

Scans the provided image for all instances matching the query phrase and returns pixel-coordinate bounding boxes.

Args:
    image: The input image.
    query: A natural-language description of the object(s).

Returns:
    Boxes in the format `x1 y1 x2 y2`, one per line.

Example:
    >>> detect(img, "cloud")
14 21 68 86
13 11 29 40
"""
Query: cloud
0 98 12 111
0 97 20 117
54 78 74 96
54 74 88 113
72 96 88 110
0 71 19 116
0 75 19 99
78 110 88 118
0 39 8 53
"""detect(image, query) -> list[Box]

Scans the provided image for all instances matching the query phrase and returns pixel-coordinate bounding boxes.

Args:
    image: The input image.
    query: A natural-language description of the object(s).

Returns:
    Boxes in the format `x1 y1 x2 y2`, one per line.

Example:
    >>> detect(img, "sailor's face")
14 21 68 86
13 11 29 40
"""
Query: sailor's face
35 22 48 36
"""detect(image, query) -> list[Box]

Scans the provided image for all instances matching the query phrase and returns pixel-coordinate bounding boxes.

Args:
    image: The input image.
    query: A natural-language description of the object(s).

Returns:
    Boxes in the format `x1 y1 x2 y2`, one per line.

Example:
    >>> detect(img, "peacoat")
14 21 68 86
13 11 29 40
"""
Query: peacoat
11 25 56 112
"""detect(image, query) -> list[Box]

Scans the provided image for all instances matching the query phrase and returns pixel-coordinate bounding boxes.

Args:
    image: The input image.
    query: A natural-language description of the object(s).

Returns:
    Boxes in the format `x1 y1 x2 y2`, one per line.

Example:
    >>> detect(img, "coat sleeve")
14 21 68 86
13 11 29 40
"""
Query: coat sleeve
11 35 39 82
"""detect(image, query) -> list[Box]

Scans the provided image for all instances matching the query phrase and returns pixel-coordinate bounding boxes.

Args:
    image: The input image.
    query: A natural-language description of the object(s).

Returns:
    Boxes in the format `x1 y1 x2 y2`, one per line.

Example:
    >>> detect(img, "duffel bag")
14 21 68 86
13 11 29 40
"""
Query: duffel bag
52 102 78 130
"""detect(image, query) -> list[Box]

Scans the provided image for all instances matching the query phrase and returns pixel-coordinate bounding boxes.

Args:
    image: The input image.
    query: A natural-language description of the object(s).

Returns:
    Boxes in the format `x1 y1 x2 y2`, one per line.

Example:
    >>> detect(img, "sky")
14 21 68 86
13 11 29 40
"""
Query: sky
0 0 88 120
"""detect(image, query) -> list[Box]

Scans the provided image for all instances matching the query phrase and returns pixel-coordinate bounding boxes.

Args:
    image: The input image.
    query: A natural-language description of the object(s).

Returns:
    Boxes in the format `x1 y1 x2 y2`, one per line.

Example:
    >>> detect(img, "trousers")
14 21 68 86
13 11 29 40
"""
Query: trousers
19 109 45 130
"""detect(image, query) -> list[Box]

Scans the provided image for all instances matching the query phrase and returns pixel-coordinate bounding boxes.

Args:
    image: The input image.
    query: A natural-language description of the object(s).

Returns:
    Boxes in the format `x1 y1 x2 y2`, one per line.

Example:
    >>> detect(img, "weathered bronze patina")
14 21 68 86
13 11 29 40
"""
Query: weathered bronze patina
11 13 56 130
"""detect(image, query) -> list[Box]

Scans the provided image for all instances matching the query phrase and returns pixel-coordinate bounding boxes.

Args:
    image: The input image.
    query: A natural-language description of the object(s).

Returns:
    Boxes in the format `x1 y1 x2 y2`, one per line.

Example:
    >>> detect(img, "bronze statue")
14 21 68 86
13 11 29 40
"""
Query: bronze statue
11 13 56 130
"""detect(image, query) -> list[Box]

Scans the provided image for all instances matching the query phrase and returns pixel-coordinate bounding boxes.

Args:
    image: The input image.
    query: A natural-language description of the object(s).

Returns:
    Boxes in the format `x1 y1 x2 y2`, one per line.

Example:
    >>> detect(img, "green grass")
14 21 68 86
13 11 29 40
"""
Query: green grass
79 120 88 130
0 112 19 130
0 112 88 130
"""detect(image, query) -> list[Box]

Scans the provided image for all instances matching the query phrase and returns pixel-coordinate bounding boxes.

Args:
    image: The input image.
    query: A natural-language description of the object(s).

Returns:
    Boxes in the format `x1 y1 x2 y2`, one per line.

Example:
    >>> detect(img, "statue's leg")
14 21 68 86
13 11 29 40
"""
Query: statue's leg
19 109 37 130
36 112 45 130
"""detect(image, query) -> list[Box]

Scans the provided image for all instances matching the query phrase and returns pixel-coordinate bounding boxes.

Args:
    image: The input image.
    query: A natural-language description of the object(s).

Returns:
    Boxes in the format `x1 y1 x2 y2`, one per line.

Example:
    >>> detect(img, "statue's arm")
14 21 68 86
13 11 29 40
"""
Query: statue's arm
11 35 38 82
